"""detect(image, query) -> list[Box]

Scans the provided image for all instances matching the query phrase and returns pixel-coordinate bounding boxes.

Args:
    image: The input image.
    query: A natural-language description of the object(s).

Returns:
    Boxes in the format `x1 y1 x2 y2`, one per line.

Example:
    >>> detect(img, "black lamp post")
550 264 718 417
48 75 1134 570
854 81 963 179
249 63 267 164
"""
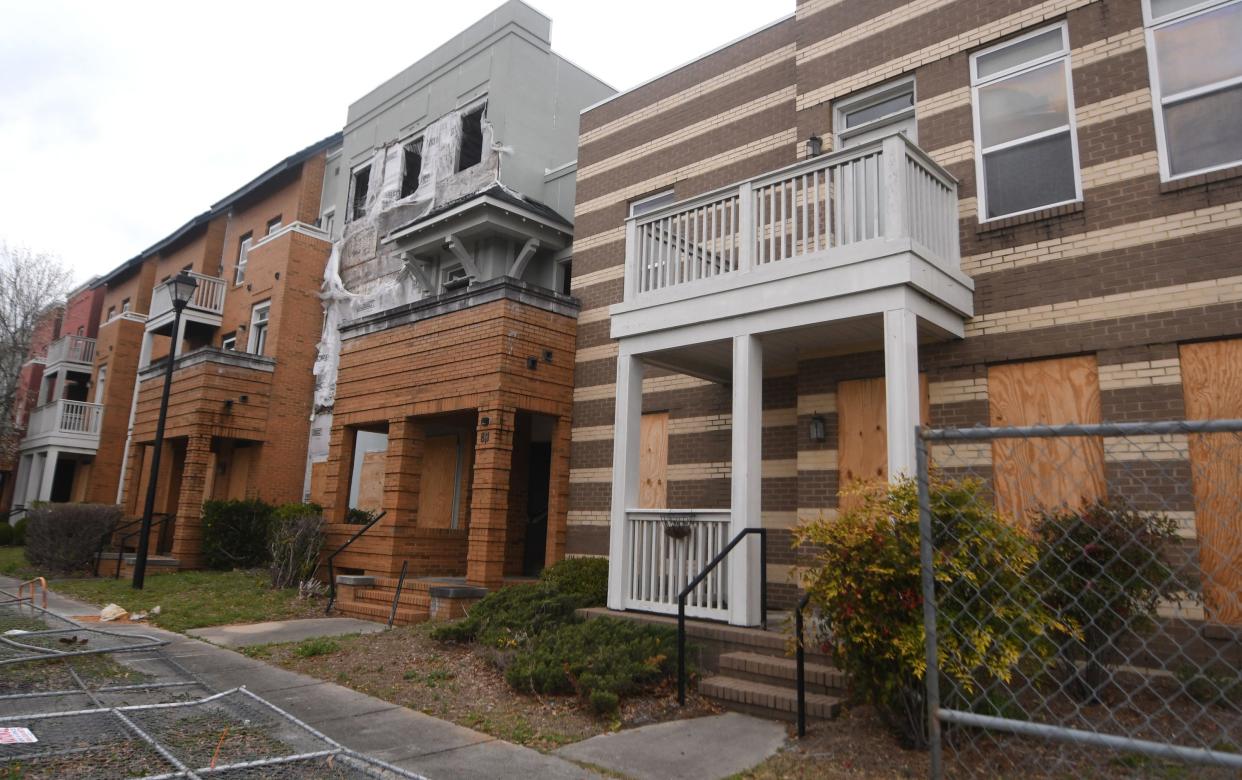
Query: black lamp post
133 271 198 589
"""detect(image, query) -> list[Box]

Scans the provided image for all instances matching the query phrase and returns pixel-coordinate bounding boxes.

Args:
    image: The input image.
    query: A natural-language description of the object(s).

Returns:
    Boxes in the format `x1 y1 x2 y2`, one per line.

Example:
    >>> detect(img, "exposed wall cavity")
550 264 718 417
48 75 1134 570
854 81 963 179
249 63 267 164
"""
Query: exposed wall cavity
312 103 500 416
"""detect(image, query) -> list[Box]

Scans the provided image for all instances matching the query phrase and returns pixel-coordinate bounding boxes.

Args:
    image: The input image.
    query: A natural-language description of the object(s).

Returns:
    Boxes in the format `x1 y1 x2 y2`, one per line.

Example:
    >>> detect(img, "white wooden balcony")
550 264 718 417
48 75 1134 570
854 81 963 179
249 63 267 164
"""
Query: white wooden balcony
147 271 226 335
21 399 103 451
624 509 732 619
44 335 96 370
610 133 973 343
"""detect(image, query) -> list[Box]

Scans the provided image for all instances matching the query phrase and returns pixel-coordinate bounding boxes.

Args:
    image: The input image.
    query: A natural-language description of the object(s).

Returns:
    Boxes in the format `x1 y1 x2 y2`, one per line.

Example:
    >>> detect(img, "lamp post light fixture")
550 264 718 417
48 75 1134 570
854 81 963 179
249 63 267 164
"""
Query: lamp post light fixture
132 271 198 589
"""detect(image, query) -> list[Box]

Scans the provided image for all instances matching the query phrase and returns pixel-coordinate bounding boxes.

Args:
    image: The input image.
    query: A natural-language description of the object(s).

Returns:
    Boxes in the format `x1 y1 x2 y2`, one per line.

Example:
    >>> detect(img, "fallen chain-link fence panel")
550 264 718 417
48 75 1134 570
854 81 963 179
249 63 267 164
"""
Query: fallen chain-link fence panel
1 596 168 665
0 592 425 779
917 420 1242 779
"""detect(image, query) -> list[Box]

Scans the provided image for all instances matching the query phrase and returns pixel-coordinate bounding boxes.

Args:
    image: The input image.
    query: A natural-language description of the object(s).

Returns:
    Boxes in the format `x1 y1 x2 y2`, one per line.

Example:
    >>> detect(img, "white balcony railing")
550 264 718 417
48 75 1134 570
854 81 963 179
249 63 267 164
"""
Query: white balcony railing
45 335 96 367
149 271 226 322
625 509 732 619
25 399 103 440
624 133 958 301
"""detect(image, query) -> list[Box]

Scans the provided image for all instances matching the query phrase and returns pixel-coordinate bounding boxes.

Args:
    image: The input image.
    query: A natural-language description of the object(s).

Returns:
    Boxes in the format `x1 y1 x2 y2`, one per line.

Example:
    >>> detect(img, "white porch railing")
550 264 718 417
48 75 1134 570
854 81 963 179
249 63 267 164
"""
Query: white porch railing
625 509 732 619
25 399 103 439
45 335 96 367
149 271 226 321
624 133 958 300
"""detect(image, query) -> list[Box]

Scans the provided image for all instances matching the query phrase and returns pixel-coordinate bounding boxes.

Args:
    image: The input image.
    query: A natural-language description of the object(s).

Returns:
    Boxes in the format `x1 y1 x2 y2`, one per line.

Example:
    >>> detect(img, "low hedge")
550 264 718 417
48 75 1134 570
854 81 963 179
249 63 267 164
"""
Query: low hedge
539 557 608 607
24 504 122 574
430 582 585 648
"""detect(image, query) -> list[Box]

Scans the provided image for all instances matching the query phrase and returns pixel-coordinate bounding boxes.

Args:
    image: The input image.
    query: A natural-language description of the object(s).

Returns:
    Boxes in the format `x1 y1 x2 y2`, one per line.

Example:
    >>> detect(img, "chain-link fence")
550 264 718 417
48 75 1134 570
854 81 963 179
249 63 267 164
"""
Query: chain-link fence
0 591 424 779
917 420 1242 778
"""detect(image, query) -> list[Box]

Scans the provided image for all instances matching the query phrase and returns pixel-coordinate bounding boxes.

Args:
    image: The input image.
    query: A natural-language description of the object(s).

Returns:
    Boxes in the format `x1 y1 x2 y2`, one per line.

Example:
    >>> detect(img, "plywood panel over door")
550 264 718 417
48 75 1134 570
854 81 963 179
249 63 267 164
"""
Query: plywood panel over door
988 355 1105 526
639 412 668 509
837 375 929 509
356 450 387 513
1180 339 1242 625
309 461 329 507
418 434 461 529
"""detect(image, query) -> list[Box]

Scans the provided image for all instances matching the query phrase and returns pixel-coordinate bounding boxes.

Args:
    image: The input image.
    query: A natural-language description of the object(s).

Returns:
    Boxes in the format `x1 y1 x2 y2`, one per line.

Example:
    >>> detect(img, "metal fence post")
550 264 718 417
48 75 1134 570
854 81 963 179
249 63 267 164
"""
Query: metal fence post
915 429 943 779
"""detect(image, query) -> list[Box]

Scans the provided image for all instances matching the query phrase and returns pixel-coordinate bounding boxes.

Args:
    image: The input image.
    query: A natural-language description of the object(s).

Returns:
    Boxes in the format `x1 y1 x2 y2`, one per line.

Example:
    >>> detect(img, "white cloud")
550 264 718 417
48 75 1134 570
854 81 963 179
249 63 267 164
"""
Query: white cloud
0 0 787 283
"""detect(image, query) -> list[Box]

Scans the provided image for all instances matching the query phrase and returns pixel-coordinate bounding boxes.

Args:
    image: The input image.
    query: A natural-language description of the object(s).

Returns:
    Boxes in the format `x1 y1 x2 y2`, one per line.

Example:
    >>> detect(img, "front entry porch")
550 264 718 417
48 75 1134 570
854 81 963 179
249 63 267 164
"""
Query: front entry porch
605 133 971 627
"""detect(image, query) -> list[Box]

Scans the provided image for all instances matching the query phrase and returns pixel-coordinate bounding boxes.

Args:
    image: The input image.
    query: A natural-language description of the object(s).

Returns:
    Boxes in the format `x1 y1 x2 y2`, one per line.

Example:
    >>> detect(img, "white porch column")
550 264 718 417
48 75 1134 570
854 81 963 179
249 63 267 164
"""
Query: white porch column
884 307 920 480
25 453 44 505
730 333 763 626
173 316 188 359
606 350 644 611
12 454 32 507
37 449 59 502
138 331 155 369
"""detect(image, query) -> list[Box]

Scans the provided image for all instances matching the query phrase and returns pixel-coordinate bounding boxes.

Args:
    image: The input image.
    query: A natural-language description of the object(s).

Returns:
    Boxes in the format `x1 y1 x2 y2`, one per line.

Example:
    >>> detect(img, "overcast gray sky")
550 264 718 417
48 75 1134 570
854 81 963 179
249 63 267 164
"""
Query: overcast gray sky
0 1 786 284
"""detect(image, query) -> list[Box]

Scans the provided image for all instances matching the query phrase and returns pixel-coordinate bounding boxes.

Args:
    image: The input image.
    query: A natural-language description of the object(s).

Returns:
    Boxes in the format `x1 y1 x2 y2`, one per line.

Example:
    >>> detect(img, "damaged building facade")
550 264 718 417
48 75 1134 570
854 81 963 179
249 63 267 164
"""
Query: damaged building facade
305 0 612 619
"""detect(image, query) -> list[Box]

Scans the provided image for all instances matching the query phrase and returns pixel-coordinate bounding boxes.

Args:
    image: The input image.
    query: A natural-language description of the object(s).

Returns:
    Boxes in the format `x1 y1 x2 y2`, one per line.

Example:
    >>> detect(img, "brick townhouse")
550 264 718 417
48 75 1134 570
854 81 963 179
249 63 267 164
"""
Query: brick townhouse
306 1 614 622
566 0 1242 631
10 134 340 570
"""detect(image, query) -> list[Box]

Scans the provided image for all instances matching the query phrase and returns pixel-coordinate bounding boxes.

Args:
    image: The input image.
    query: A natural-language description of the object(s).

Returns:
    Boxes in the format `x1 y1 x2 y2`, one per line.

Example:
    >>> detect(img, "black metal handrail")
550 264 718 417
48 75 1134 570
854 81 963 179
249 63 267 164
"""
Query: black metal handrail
114 514 173 579
93 513 166 577
324 511 386 615
2 505 26 524
677 527 767 705
794 592 811 737
388 560 409 628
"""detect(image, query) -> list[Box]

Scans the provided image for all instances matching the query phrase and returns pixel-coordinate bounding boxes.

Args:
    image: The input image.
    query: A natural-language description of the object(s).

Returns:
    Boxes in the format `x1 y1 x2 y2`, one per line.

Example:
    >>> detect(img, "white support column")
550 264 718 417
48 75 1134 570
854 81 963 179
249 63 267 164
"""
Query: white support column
173 316 188 359
730 333 763 627
606 350 644 611
37 449 58 502
138 331 155 369
884 307 920 480
25 453 44 505
12 455 31 508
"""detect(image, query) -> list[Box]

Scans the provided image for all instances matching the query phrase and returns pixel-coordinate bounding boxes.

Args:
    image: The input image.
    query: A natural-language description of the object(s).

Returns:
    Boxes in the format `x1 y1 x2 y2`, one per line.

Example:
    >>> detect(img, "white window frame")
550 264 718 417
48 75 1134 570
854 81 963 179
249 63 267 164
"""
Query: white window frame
221 334 237 351
629 189 675 218
833 77 917 148
94 364 107 404
266 216 282 236
349 163 371 222
320 208 336 238
970 22 1083 222
1143 0 1242 181
248 302 271 355
400 138 424 198
235 234 252 285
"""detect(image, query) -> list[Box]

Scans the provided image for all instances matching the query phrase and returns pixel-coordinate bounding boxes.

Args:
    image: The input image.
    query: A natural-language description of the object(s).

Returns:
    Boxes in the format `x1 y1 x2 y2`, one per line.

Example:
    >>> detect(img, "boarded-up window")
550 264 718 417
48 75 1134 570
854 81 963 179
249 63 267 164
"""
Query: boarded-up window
639 412 669 509
309 461 329 508
355 450 386 513
988 355 1105 525
837 375 929 508
1180 339 1242 625
418 434 464 529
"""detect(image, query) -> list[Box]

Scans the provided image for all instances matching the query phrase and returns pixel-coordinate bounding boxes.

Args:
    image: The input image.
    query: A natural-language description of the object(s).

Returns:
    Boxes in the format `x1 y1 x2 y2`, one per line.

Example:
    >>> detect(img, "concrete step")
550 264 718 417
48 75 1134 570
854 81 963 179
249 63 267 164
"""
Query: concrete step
718 651 846 694
699 675 842 722
333 598 427 626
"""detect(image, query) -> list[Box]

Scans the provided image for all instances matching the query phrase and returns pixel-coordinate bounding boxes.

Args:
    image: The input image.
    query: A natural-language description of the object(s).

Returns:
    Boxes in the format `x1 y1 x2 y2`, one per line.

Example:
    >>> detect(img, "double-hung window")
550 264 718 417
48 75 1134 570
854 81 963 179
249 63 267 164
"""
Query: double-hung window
834 78 917 149
235 233 252 285
1144 0 1242 180
970 23 1082 221
248 302 270 355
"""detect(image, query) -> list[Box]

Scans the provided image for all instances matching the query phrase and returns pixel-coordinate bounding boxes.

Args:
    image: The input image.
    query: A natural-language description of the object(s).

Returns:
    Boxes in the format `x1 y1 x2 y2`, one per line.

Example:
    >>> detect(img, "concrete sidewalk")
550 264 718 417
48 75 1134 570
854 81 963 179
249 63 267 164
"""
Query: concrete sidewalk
1 576 596 779
186 616 385 647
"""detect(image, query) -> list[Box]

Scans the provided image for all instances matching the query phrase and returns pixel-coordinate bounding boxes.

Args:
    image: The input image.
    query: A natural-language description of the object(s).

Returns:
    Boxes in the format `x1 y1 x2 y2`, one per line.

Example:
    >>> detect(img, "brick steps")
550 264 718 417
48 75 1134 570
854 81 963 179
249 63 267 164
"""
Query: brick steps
699 676 842 722
718 651 846 695
333 592 428 625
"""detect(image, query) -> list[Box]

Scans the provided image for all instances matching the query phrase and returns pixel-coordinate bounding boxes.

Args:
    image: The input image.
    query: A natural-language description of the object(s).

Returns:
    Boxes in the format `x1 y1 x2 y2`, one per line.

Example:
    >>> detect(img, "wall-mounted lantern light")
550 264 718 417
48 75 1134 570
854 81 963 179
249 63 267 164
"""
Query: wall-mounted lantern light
808 414 827 443
806 135 823 158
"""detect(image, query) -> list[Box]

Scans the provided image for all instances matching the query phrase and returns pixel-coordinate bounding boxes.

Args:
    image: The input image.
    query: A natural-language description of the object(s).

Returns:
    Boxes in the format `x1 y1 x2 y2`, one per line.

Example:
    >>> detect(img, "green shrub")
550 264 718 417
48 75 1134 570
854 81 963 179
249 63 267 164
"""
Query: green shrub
539 557 608 607
12 518 27 546
344 508 376 525
0 523 12 546
268 503 325 589
796 477 1065 748
430 583 585 648
201 499 275 571
1030 500 1182 699
505 617 679 714
24 504 123 574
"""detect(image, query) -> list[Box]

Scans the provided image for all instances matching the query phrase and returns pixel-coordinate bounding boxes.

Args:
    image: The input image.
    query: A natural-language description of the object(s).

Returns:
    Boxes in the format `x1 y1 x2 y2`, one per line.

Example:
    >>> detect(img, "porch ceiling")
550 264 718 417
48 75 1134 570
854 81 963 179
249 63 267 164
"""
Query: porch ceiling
641 314 952 383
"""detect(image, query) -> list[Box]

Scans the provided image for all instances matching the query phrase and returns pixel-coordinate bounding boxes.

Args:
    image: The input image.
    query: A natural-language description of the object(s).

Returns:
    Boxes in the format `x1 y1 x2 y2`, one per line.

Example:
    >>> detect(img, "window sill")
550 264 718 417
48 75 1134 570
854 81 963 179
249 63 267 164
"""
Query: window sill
975 201 1084 234
1159 163 1242 194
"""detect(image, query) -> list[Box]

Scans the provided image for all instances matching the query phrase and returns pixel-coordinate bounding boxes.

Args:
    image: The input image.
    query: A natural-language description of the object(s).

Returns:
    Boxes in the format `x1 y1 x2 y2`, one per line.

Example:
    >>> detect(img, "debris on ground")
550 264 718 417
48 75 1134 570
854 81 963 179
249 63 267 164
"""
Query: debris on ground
99 603 128 621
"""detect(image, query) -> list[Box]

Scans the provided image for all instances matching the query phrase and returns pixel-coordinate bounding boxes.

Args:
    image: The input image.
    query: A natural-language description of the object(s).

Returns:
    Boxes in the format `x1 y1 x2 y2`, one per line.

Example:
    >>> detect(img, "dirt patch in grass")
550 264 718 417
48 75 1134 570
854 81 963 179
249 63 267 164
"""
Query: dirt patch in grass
50 569 323 633
735 706 927 780
255 622 721 752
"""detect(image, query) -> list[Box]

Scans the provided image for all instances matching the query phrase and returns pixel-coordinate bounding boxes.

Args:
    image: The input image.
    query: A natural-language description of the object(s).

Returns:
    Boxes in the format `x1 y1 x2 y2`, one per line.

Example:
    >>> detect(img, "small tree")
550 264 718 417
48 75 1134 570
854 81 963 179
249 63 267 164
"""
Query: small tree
796 477 1067 747
268 503 325 590
0 243 73 463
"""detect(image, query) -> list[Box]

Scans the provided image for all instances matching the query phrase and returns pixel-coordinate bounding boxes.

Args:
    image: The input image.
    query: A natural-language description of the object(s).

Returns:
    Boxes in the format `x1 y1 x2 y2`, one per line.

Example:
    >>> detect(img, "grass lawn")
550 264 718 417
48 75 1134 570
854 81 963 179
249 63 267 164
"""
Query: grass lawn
250 623 722 753
50 569 323 633
0 545 40 580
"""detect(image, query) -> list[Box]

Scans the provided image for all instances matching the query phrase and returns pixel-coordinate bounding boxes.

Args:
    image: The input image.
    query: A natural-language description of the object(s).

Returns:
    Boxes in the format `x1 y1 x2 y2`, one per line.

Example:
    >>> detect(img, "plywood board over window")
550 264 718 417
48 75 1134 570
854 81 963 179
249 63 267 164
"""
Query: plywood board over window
988 355 1105 526
837 375 929 509
419 434 462 529
639 412 669 509
356 450 387 513
1180 339 1242 625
